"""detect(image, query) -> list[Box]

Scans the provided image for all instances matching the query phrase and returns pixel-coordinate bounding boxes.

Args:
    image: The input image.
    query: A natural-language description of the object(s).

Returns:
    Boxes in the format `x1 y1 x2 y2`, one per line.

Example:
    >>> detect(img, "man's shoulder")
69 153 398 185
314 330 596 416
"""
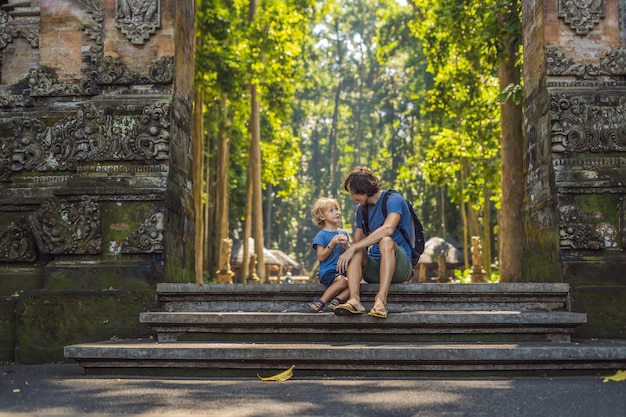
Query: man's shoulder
385 190 406 211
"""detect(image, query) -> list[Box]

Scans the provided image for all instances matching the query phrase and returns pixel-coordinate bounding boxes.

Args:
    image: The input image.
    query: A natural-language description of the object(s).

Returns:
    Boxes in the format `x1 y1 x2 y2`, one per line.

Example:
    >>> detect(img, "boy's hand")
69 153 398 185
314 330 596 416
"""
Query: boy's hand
331 234 348 248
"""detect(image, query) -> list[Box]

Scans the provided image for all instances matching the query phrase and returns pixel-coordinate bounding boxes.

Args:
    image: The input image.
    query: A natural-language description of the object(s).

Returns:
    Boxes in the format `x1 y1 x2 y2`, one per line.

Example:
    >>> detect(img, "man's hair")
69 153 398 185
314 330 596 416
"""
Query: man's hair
343 166 380 196
311 197 340 227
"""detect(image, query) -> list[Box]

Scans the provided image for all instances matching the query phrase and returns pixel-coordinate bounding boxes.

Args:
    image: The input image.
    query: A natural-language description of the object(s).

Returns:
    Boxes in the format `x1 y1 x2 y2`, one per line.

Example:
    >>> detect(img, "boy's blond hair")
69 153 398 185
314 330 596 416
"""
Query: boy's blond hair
312 197 340 227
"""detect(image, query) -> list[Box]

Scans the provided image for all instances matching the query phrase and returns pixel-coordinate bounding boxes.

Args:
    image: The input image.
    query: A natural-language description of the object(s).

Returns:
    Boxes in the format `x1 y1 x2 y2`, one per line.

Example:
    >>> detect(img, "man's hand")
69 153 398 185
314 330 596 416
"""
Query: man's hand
336 246 356 273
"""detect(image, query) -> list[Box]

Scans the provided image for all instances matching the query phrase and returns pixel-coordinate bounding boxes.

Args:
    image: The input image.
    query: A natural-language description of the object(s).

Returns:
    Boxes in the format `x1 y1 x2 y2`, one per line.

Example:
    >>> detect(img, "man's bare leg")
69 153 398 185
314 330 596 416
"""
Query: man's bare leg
373 237 397 311
342 249 366 311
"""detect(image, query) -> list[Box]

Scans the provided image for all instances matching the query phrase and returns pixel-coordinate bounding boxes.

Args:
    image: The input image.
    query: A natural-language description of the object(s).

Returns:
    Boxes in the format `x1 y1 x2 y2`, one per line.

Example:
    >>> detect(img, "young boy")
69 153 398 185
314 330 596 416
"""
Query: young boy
309 197 351 312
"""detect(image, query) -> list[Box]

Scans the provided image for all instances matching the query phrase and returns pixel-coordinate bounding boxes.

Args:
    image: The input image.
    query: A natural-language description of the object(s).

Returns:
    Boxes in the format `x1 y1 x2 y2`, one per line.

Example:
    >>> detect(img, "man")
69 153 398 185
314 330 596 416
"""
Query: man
334 167 413 319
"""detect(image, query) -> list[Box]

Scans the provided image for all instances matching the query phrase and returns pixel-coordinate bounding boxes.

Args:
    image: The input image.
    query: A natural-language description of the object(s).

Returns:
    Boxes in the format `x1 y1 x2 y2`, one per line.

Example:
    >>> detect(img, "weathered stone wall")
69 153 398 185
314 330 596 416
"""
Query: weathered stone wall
522 0 626 338
0 0 196 363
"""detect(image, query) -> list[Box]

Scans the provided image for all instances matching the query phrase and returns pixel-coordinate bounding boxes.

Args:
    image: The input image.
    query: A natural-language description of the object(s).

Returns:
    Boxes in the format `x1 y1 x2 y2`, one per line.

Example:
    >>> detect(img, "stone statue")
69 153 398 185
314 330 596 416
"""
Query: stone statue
470 236 486 283
216 237 234 284
247 253 259 283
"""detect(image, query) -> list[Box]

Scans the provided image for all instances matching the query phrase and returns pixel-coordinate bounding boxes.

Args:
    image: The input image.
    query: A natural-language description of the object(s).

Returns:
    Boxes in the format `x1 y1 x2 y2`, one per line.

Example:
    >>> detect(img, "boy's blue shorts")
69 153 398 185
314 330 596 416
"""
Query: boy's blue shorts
319 269 346 287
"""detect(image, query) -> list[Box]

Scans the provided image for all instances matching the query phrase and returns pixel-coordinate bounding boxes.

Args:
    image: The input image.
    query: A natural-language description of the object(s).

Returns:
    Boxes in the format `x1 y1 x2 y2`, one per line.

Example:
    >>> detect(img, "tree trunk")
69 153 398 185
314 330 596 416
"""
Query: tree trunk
241 169 252 283
250 83 265 281
498 2 524 282
483 184 492 275
248 0 264 281
192 79 205 283
216 92 230 276
265 183 274 249
329 19 343 196
460 157 469 270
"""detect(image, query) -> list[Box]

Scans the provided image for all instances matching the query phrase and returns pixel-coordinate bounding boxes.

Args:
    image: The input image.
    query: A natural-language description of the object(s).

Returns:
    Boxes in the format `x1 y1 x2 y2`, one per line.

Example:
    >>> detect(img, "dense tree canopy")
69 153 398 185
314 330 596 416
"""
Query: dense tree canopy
195 0 522 280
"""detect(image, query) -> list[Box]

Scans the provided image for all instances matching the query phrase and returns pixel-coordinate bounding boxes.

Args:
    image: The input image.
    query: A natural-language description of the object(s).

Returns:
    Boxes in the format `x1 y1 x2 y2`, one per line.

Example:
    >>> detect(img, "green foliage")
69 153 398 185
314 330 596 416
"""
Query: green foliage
453 268 501 284
195 0 522 272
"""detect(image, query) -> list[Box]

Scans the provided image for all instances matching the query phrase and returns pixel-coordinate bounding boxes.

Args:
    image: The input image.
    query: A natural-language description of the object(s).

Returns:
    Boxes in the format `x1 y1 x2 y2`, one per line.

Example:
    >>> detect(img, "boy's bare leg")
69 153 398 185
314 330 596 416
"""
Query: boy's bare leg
320 276 348 304
336 287 350 302
373 237 397 311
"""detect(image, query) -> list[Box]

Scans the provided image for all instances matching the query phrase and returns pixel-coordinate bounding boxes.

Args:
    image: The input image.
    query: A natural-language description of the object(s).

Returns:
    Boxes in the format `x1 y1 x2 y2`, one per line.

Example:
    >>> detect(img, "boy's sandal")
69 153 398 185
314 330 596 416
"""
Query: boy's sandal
308 297 325 313
328 297 343 310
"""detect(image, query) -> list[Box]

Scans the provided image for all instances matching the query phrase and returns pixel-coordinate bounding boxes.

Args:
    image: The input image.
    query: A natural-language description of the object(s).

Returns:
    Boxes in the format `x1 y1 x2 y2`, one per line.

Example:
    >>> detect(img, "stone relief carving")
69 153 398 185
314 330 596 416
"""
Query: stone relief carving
0 137 13 181
0 218 36 262
28 68 97 97
11 117 71 172
546 47 626 79
121 210 164 253
558 0 606 36
558 204 604 250
7 101 171 174
80 0 105 66
0 89 33 107
550 92 626 152
0 0 171 106
115 0 161 45
27 196 102 255
0 10 39 50
97 55 174 85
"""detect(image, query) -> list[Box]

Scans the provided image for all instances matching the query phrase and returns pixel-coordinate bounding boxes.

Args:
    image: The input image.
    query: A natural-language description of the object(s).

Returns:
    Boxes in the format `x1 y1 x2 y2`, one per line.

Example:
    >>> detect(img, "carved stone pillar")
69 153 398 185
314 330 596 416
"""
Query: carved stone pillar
522 0 626 338
0 0 196 363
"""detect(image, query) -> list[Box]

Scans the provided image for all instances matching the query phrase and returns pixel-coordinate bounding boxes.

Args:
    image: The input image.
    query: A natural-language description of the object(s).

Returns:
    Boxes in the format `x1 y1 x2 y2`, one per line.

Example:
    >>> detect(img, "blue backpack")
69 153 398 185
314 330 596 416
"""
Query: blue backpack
361 190 425 266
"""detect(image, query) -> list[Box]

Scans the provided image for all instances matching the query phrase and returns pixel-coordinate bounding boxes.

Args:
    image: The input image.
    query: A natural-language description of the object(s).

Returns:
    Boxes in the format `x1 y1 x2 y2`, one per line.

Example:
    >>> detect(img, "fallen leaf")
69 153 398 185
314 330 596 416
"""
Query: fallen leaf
257 365 295 382
13 389 20 393
603 370 626 382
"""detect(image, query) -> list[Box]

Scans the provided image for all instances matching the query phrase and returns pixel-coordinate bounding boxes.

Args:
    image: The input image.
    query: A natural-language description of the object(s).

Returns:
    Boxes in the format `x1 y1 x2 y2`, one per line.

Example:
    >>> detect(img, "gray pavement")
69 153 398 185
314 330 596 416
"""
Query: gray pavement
1 363 626 416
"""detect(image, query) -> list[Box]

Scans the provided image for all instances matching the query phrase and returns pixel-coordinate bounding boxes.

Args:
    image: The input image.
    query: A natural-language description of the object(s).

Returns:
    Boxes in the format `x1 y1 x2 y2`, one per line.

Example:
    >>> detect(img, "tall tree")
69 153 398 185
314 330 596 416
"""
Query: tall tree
409 0 522 276
248 0 265 280
496 0 523 282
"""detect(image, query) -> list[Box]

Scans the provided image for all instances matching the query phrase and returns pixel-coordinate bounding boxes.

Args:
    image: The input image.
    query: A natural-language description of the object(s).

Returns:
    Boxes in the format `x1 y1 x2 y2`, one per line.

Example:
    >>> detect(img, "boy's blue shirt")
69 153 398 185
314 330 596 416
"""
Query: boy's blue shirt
312 228 350 277
355 190 412 259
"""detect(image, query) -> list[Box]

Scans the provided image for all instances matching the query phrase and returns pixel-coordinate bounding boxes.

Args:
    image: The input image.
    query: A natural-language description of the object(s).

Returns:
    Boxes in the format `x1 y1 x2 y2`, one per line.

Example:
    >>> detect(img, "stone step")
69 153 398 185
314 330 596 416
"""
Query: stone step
63 339 626 377
140 310 586 343
156 283 572 312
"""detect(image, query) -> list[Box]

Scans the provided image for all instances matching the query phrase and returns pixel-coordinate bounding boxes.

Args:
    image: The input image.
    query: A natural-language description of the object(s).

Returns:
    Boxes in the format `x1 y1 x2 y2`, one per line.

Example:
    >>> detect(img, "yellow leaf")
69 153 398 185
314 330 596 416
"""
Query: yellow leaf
257 365 295 382
602 370 626 382
13 389 20 393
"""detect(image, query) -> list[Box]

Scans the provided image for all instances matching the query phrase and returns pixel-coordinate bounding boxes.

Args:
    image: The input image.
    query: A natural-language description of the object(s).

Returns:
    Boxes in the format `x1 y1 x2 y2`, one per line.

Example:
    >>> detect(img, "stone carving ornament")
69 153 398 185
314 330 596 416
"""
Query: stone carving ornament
27 196 102 255
0 10 39 49
121 210 164 253
6 101 171 175
97 55 173 85
115 0 161 45
559 205 604 250
550 92 626 153
0 218 36 262
558 0 606 35
546 46 626 79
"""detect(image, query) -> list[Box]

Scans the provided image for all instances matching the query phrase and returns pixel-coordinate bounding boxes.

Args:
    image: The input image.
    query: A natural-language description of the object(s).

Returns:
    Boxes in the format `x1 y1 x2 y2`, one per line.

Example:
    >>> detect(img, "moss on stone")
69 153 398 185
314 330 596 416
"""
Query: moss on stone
14 289 156 364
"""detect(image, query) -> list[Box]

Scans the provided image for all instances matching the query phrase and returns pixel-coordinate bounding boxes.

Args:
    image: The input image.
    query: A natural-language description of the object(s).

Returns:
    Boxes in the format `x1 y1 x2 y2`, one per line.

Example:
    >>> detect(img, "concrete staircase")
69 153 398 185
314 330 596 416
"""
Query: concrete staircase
64 283 626 377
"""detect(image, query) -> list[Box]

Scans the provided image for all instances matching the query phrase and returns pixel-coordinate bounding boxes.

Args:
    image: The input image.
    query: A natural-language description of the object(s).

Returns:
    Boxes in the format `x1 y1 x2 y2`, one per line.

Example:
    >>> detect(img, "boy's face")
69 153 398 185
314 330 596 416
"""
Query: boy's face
324 205 341 224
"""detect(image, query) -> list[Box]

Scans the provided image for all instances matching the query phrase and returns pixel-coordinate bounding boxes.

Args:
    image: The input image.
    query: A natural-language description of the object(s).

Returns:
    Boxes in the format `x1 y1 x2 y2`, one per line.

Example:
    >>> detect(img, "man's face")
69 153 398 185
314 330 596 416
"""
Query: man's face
347 186 369 206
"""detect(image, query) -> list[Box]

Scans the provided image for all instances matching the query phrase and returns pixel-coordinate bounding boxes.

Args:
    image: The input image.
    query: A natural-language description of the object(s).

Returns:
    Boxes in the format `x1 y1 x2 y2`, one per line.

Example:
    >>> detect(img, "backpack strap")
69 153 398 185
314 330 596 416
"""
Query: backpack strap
361 190 410 247
361 191 391 236
386 190 412 248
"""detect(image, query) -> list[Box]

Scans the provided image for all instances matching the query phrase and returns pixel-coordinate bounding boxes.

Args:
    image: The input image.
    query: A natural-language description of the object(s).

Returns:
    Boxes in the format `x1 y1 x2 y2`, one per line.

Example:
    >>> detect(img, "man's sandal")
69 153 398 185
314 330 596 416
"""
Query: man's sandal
308 297 325 313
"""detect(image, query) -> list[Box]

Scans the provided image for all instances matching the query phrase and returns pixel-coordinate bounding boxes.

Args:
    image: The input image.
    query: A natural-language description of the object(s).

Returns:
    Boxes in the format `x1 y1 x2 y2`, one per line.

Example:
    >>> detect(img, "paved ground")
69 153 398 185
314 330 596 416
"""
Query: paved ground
1 363 626 416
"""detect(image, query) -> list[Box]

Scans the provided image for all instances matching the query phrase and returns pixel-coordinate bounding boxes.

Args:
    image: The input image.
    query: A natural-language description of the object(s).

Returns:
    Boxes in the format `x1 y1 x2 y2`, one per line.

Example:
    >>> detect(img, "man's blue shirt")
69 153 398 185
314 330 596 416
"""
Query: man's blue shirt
355 190 411 259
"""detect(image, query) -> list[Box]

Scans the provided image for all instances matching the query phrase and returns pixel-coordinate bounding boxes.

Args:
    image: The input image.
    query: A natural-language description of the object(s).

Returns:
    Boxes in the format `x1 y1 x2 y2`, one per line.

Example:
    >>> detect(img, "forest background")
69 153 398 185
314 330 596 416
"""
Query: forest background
193 0 523 283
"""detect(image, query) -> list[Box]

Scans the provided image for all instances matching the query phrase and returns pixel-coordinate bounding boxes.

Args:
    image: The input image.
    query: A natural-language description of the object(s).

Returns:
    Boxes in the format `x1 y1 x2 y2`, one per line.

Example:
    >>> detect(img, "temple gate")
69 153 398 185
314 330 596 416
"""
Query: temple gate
0 0 196 362
522 0 626 338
